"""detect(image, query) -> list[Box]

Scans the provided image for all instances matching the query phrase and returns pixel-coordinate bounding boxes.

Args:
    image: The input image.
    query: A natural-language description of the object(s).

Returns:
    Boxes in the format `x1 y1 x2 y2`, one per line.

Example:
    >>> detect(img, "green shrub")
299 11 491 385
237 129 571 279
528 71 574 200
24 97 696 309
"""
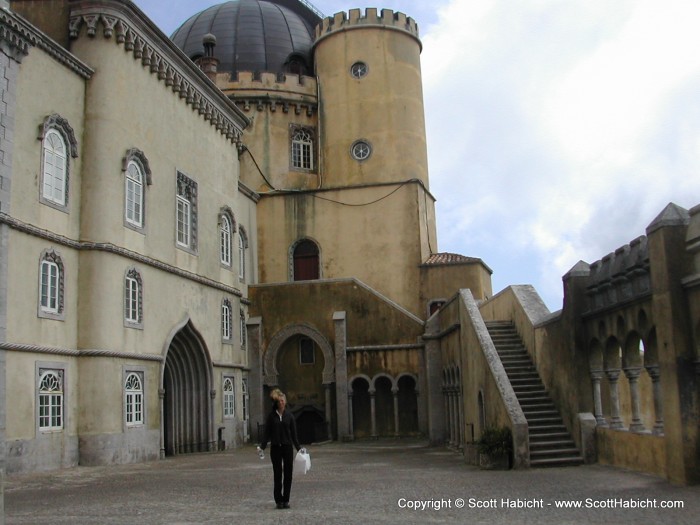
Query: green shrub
477 426 513 457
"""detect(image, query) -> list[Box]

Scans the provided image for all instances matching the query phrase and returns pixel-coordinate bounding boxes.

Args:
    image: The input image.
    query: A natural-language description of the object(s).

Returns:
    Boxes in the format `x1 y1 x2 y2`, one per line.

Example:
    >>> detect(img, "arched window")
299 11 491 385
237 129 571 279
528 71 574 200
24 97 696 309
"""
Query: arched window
122 149 151 230
125 161 144 227
42 129 67 206
38 114 78 209
238 226 248 282
242 378 249 424
39 250 64 319
291 127 314 170
220 214 232 266
38 369 63 431
223 377 235 418
222 299 232 341
124 372 143 426
124 268 143 326
293 239 319 281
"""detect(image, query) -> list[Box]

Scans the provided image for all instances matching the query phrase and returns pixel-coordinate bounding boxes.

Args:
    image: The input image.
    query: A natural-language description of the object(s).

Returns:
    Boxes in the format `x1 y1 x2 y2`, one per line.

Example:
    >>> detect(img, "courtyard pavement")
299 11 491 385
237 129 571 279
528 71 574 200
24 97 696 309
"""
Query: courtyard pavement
4 439 700 525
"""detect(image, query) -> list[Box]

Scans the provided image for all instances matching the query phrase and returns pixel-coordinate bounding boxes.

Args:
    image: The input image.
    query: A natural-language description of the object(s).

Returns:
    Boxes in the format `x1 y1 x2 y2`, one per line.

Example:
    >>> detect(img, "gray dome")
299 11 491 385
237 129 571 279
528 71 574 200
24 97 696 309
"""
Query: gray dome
171 0 322 77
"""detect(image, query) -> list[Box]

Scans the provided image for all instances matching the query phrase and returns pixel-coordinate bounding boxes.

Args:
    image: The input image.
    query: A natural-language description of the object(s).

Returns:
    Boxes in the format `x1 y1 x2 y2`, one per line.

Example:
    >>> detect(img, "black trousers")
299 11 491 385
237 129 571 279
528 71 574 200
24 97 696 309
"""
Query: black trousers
270 444 294 504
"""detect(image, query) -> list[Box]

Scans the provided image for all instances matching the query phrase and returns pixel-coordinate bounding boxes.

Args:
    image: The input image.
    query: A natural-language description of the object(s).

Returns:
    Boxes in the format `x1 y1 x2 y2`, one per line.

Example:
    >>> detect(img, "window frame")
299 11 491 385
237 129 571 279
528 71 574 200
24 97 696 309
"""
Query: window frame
351 139 372 161
175 171 198 253
37 114 78 212
124 268 143 329
125 161 144 228
291 127 314 171
223 376 235 419
238 226 248 282
38 250 65 321
41 129 68 207
222 298 233 343
350 61 369 79
124 371 144 427
240 308 247 347
37 367 64 432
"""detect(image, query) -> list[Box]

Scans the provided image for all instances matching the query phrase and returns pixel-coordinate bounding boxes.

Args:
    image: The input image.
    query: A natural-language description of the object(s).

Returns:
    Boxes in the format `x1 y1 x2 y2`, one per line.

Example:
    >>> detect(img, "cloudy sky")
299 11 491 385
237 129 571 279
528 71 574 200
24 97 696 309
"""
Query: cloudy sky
136 0 700 311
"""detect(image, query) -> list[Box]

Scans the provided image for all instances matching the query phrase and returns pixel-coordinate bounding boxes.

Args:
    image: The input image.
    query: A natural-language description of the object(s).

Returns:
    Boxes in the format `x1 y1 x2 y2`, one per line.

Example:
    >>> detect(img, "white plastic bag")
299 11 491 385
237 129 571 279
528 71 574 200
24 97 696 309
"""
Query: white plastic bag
294 448 310 474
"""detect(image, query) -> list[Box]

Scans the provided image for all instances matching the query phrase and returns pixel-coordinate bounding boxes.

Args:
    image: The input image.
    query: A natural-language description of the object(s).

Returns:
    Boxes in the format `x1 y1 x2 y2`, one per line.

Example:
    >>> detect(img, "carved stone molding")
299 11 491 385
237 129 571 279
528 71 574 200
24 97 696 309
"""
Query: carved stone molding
68 4 247 144
0 8 93 76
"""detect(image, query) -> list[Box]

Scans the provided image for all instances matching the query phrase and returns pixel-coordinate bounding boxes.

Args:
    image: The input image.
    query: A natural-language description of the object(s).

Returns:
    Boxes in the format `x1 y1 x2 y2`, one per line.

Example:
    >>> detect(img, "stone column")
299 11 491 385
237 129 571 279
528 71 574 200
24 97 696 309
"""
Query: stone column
457 389 465 448
392 387 400 436
158 388 166 459
443 388 452 446
423 317 445 444
605 369 624 429
449 389 457 446
209 389 217 451
645 365 665 435
246 317 265 442
333 312 349 440
589 369 608 427
623 367 645 432
347 391 355 440
324 383 333 440
369 389 377 438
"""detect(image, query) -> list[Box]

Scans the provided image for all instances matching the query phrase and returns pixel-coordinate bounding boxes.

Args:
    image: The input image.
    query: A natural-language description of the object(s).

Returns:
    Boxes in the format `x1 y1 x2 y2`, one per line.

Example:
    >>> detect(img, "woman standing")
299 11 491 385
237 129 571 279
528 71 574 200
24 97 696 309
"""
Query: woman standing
259 389 301 509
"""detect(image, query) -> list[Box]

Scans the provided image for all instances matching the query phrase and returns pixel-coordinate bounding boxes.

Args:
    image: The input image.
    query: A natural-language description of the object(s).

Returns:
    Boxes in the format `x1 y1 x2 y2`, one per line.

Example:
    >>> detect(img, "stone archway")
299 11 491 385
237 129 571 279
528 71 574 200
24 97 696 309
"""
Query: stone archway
161 319 214 456
264 324 335 441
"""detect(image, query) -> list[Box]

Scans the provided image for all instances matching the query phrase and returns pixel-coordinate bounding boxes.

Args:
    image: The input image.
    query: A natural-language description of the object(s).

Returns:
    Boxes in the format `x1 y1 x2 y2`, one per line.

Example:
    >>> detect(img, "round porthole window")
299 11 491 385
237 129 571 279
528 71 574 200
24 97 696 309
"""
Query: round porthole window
350 61 368 79
351 140 372 161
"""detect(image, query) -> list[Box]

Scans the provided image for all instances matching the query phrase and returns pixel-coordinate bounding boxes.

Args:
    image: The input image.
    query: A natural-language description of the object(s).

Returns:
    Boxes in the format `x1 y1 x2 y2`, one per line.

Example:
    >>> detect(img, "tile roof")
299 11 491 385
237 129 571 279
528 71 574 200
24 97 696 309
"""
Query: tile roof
422 252 483 266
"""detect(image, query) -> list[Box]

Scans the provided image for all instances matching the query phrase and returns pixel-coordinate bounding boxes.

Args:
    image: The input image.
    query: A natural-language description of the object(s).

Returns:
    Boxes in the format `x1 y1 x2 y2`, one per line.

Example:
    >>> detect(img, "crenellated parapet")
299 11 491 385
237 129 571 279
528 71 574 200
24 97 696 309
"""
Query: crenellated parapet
314 8 421 49
218 71 318 117
67 0 248 143
585 236 650 313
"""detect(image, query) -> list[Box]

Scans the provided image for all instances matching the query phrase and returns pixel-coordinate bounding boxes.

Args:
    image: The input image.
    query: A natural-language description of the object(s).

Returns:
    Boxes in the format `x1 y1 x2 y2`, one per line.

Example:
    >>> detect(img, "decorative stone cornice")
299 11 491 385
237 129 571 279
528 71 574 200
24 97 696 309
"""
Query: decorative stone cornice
0 7 92 76
0 211 245 300
67 0 248 143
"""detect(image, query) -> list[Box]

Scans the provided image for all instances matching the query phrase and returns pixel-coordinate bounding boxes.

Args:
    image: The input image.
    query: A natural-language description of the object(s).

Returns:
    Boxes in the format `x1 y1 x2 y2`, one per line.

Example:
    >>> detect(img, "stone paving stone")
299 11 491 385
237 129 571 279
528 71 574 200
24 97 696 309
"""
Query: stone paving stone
5 439 700 524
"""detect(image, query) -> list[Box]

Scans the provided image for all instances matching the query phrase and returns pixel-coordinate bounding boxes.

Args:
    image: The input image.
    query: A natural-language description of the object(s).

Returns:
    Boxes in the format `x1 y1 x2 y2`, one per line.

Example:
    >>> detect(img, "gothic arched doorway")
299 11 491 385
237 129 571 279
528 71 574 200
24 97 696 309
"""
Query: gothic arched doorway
162 320 213 456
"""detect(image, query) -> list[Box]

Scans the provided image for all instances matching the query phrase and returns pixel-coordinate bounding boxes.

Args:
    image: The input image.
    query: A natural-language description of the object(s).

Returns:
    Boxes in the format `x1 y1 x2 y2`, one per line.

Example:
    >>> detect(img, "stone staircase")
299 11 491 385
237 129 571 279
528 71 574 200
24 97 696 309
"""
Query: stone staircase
485 321 583 468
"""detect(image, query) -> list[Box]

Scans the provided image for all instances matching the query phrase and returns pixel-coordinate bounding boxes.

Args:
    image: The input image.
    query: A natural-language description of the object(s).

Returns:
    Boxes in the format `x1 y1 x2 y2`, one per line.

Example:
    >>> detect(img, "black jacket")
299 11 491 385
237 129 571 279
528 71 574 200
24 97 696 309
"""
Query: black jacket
260 410 301 451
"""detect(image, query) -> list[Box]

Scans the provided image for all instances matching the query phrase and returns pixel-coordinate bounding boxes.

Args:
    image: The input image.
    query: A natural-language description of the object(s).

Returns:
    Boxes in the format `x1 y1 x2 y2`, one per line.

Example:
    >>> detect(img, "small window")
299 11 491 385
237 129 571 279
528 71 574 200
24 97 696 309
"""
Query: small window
124 268 143 326
238 226 248 282
220 214 233 266
240 308 247 347
222 299 232 341
42 129 67 206
125 372 144 427
38 114 78 210
299 337 315 365
242 378 249 422
291 127 314 170
125 161 144 228
38 369 63 431
223 377 235 418
350 61 368 79
40 260 60 313
351 140 372 161
176 172 197 252
38 250 64 319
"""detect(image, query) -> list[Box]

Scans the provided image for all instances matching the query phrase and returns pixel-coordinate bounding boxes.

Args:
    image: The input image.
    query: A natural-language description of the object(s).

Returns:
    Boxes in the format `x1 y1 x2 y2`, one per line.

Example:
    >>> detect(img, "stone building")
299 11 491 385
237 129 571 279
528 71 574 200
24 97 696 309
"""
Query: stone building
0 0 697 489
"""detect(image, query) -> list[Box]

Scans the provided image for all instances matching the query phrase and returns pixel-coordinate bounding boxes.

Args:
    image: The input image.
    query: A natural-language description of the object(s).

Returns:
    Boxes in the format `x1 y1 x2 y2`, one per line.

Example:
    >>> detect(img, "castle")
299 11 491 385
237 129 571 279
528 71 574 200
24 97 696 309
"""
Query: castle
0 0 697 490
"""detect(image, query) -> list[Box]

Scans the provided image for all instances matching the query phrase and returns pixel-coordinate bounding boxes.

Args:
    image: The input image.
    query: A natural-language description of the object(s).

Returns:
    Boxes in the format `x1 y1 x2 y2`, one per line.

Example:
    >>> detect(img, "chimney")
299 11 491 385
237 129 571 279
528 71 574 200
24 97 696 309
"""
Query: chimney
197 33 219 82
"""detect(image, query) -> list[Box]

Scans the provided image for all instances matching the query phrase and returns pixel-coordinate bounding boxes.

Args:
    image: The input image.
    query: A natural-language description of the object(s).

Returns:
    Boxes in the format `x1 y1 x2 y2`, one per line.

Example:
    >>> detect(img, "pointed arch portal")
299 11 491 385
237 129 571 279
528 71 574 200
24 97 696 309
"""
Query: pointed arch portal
161 320 214 456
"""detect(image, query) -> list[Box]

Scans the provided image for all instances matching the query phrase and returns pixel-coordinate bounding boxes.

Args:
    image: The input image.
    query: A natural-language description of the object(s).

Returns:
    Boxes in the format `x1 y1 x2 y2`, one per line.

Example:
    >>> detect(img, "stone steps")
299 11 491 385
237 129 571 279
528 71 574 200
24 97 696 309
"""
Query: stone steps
486 321 583 468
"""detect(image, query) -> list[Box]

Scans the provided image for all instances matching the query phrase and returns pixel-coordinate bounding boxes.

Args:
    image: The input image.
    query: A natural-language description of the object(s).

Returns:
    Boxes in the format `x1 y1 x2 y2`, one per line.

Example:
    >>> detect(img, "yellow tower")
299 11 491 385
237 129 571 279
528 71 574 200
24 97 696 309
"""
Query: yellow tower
313 8 429 189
